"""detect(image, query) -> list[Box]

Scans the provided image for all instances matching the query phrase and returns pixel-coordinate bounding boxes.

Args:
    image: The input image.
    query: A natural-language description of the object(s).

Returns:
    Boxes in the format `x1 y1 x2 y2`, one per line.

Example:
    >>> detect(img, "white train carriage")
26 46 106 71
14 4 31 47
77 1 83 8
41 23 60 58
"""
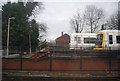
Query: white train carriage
70 33 97 49
94 30 120 50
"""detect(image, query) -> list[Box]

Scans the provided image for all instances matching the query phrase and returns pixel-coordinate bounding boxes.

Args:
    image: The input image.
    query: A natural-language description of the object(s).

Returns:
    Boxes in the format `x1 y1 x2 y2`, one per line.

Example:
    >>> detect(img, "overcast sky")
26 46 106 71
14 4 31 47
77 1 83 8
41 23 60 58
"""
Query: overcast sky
0 0 119 41
36 1 118 41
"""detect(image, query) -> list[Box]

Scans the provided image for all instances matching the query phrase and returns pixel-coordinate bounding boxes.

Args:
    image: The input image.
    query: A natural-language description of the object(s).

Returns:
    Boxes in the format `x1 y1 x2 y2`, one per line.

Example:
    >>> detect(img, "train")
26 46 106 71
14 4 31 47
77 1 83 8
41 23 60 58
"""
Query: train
70 30 120 50
70 33 97 49
31 30 120 59
94 30 120 50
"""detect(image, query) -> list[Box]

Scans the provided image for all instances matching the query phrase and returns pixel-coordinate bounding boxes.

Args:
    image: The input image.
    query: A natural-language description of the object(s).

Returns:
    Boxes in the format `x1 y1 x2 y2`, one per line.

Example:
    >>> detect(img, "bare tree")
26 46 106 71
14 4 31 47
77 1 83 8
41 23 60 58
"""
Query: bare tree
106 13 118 30
84 5 104 33
70 11 84 33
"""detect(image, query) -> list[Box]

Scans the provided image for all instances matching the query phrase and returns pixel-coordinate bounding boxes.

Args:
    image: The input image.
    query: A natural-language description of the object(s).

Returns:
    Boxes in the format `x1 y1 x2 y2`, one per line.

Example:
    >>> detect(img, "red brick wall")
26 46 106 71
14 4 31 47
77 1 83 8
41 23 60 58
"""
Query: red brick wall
0 58 2 69
2 58 21 70
2 58 120 71
82 59 109 70
52 60 80 71
111 60 120 70
22 59 50 70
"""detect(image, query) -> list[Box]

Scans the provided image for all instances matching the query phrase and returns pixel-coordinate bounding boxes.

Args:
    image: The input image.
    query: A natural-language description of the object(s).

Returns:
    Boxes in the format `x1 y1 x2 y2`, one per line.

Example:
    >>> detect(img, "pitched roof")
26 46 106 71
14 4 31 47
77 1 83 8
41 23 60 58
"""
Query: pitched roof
55 33 70 41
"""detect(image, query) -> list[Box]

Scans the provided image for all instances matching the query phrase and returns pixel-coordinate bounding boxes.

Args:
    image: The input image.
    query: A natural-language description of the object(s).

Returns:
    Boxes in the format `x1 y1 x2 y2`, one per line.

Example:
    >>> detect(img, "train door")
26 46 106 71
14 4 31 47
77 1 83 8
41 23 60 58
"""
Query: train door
115 35 120 50
94 33 104 49
108 33 115 50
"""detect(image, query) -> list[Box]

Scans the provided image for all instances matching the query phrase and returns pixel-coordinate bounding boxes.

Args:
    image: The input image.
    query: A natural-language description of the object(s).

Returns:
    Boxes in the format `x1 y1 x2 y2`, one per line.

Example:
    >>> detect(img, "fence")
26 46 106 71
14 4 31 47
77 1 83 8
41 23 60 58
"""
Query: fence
2 47 120 73
2 38 120 73
2 46 34 56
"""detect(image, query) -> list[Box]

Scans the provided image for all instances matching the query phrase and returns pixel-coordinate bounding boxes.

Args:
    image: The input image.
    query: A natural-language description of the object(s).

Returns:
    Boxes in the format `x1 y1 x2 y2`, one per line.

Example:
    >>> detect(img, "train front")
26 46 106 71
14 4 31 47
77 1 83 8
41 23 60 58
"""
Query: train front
93 32 105 50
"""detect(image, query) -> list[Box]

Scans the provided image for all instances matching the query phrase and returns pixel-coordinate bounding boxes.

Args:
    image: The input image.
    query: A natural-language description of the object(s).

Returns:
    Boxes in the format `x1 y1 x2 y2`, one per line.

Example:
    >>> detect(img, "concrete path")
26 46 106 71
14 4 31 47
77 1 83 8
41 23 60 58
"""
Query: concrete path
2 70 119 78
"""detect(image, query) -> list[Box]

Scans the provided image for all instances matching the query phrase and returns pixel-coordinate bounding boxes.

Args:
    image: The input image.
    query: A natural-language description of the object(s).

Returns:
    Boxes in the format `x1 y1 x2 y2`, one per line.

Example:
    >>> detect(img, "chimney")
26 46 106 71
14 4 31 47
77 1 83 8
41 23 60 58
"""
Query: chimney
101 24 104 30
61 32 63 36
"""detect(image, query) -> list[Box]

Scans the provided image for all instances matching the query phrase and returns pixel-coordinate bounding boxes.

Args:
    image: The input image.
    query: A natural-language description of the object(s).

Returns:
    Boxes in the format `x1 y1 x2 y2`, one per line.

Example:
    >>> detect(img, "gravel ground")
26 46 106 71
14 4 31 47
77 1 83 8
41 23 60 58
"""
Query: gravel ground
2 70 119 78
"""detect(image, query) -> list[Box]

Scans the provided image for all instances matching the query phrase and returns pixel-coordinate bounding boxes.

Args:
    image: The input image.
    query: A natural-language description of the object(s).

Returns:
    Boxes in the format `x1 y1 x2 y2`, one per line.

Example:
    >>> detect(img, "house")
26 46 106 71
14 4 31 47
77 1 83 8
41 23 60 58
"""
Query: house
55 33 70 46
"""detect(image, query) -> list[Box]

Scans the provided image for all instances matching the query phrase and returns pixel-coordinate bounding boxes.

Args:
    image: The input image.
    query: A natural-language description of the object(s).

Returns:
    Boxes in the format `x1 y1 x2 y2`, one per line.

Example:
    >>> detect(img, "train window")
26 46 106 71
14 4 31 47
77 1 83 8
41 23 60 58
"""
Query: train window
77 37 81 43
96 34 103 46
116 36 120 43
97 34 103 40
84 38 96 43
109 35 113 44
74 37 81 43
74 37 77 41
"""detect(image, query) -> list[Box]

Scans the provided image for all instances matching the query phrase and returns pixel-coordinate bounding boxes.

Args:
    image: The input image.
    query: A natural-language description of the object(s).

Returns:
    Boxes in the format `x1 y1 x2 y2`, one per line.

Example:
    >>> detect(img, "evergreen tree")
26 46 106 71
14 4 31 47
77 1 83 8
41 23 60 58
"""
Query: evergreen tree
2 1 46 53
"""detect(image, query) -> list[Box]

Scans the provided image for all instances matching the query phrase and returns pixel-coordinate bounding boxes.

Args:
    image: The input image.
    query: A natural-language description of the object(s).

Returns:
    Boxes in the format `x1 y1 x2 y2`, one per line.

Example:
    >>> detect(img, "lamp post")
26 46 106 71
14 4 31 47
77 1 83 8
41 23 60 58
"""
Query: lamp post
29 23 31 54
7 17 15 56
28 19 32 54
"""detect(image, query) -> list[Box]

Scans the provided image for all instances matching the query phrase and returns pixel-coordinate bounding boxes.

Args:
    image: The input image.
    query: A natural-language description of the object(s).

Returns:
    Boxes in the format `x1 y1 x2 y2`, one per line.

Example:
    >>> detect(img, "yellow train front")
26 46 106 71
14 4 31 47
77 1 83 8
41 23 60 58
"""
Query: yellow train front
94 30 120 50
